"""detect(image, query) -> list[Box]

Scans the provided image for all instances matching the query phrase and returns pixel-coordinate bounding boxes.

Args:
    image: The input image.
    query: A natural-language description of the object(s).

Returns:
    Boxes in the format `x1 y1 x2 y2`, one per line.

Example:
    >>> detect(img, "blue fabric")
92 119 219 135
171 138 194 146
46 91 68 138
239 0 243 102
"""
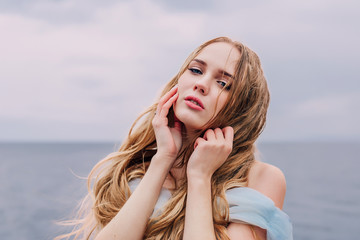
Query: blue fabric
128 179 293 240
226 187 293 240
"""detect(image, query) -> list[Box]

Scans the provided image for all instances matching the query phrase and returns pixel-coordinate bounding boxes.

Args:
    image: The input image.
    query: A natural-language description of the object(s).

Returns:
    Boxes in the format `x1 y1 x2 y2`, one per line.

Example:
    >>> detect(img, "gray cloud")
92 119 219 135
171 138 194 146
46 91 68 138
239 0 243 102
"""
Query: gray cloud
0 0 359 142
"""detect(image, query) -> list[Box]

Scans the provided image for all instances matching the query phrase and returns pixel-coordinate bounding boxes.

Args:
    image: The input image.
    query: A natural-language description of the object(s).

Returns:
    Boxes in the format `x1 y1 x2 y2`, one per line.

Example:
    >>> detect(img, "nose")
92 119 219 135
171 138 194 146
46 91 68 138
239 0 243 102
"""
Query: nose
193 76 210 95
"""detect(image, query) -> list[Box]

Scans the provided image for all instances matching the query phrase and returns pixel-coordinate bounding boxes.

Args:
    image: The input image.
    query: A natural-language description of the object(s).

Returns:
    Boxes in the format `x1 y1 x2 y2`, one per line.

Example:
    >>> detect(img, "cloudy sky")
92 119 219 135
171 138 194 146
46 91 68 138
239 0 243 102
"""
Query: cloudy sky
0 0 359 142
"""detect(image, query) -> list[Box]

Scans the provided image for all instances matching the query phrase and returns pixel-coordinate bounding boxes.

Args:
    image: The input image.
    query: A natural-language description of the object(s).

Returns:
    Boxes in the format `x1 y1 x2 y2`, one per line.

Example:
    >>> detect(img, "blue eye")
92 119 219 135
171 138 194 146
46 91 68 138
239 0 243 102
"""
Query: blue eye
217 81 231 90
189 68 202 75
217 81 226 87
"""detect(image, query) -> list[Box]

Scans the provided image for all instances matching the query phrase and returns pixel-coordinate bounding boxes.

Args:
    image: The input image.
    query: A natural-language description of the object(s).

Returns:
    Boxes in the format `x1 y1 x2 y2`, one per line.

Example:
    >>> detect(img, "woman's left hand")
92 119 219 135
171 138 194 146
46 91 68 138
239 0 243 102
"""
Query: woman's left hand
186 126 234 181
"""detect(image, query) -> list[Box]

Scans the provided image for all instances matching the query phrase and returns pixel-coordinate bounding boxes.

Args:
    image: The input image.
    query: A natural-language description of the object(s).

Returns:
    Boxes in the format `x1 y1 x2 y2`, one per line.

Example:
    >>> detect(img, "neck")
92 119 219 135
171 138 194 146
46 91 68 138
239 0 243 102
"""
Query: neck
169 129 198 187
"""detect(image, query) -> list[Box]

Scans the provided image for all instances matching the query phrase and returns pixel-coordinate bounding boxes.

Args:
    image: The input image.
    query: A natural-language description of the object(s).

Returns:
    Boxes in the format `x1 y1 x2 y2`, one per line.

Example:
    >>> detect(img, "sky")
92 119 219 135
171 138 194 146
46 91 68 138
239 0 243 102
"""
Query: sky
0 0 359 142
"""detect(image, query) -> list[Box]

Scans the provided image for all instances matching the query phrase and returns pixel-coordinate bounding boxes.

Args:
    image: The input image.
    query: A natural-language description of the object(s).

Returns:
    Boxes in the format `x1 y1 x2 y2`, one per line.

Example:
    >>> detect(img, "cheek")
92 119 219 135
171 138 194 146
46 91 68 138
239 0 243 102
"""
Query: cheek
214 94 229 113
177 81 191 99
177 72 194 89
176 78 185 94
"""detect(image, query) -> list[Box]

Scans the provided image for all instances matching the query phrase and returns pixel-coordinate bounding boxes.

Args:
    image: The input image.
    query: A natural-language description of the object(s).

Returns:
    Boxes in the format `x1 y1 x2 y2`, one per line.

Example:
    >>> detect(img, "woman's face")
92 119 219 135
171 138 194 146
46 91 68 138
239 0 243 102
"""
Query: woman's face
174 42 240 132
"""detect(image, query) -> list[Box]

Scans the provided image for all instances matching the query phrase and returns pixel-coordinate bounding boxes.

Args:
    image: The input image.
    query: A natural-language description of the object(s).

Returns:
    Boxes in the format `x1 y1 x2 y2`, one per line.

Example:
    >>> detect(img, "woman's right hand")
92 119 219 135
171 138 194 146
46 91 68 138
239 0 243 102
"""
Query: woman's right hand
94 87 182 240
152 86 183 164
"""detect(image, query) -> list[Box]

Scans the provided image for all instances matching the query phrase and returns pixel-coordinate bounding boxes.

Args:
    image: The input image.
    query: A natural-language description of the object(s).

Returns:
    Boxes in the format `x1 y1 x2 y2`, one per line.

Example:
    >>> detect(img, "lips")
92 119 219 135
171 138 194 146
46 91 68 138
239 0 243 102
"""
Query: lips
185 96 204 110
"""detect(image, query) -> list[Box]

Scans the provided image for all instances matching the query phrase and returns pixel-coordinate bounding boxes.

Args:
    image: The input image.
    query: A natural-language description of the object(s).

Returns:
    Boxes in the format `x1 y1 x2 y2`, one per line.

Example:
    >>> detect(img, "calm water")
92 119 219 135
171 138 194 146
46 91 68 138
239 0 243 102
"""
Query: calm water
0 142 359 239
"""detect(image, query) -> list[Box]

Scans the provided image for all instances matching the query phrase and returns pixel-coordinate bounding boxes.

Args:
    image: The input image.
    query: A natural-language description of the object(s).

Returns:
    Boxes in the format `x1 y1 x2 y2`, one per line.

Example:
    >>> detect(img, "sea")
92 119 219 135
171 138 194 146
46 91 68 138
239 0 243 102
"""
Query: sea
0 141 359 240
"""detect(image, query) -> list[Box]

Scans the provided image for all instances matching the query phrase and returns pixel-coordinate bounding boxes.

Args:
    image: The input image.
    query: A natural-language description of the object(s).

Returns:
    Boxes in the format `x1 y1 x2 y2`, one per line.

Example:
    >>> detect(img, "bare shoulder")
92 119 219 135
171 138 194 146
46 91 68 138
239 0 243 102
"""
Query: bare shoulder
247 160 287 209
227 161 287 239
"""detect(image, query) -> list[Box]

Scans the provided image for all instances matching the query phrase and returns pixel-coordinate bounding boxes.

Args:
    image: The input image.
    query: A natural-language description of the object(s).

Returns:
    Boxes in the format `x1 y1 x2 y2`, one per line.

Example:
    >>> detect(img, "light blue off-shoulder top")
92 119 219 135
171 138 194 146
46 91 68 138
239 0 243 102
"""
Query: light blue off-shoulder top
129 178 293 240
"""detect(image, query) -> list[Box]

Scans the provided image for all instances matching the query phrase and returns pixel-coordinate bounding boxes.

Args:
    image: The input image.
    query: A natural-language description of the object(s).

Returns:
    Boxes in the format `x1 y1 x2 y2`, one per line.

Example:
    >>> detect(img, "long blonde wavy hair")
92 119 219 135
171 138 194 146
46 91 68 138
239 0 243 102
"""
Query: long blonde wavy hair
56 37 270 240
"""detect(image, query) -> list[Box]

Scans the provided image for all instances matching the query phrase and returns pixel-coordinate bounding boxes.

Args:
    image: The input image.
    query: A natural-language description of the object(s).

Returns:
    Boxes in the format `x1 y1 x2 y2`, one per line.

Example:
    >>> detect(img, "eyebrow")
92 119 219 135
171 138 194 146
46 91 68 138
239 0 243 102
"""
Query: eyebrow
193 58 235 80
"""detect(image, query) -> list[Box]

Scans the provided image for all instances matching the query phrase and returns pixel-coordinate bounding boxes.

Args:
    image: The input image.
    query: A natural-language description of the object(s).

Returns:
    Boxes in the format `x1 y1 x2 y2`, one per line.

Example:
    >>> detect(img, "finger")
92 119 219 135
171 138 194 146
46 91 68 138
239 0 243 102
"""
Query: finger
214 128 224 140
159 92 178 118
156 86 178 114
194 137 206 149
173 120 183 132
203 129 215 141
222 126 234 142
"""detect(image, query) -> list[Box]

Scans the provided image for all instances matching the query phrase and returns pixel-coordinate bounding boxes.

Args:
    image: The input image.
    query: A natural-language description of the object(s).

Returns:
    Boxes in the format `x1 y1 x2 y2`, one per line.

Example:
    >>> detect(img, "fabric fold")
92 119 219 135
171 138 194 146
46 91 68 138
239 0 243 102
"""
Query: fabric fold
128 178 293 240
226 187 293 240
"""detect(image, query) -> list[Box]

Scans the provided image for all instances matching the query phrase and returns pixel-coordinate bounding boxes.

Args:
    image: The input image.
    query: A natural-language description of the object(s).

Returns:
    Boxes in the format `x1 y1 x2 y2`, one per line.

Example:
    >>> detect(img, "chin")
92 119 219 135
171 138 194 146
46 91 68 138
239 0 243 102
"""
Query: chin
174 110 203 132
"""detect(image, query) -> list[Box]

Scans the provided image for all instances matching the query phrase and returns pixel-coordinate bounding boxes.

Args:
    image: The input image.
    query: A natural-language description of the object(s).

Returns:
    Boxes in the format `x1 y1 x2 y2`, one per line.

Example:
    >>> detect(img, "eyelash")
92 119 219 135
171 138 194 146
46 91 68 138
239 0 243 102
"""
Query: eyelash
188 68 231 90
189 68 202 75
217 81 231 90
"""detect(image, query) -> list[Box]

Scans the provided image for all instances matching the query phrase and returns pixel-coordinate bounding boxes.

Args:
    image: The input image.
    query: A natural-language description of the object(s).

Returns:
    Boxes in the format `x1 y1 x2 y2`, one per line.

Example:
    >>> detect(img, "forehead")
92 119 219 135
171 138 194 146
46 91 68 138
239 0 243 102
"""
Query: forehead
195 42 241 74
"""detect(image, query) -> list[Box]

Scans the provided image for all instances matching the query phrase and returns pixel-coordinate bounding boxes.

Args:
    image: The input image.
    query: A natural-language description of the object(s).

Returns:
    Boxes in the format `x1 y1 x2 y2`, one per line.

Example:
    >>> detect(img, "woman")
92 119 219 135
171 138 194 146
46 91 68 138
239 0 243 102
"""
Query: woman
57 37 293 240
